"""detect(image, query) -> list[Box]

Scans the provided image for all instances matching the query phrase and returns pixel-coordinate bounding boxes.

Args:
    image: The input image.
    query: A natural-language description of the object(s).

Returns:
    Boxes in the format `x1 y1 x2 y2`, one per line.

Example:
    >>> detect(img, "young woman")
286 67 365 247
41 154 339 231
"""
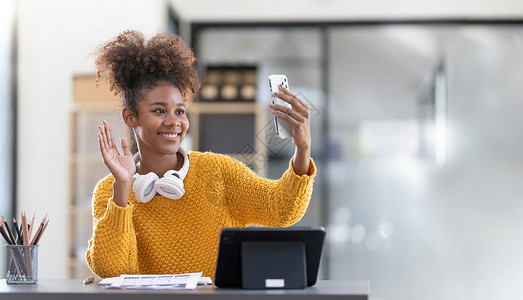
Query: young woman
85 30 316 279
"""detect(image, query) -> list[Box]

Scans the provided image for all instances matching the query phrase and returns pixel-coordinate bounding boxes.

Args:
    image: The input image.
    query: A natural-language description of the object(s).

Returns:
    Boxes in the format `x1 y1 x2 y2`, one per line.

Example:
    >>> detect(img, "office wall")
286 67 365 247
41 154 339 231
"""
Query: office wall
17 0 168 279
0 0 15 276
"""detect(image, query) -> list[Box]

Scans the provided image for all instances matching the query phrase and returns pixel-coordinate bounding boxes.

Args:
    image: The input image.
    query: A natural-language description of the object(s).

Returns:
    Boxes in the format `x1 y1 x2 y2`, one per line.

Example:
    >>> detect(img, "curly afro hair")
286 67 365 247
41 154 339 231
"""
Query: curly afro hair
94 30 200 114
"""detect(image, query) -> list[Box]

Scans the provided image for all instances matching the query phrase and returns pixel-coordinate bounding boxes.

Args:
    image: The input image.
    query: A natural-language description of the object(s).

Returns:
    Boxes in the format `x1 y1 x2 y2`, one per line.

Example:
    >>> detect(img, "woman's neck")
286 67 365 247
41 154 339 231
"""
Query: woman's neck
135 150 183 177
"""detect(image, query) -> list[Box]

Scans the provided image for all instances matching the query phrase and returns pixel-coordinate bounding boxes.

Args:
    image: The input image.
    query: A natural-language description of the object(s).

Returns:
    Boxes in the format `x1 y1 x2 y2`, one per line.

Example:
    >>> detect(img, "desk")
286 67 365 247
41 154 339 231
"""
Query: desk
0 279 368 300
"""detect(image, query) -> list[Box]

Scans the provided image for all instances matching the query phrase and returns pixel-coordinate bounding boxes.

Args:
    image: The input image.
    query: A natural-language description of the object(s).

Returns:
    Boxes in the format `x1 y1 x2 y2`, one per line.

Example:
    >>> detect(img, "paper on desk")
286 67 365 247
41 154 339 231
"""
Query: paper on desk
100 275 212 286
198 276 213 285
107 272 202 289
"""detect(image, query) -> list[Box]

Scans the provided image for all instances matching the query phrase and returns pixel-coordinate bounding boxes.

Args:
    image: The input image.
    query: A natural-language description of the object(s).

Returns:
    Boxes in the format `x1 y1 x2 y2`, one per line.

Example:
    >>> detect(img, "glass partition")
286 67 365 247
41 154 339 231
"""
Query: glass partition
194 23 523 299
328 25 523 299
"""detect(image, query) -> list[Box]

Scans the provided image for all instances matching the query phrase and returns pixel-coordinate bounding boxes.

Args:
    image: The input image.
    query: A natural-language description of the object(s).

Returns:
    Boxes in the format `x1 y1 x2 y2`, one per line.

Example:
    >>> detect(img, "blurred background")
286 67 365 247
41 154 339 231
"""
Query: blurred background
2 0 523 299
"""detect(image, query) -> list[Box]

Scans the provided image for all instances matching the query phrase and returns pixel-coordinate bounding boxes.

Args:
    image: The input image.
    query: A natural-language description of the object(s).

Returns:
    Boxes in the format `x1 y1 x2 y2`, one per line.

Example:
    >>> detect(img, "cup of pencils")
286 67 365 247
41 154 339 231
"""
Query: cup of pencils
1 213 49 284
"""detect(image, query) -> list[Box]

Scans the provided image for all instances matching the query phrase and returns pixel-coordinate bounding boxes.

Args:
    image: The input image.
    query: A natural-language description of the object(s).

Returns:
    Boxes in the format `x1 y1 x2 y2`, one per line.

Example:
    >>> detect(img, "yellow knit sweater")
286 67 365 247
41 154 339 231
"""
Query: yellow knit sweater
85 151 316 279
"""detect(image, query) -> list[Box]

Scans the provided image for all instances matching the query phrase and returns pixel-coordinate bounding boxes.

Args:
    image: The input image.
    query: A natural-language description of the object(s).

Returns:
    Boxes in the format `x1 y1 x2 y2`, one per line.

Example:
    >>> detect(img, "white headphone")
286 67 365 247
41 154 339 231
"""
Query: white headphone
132 147 190 203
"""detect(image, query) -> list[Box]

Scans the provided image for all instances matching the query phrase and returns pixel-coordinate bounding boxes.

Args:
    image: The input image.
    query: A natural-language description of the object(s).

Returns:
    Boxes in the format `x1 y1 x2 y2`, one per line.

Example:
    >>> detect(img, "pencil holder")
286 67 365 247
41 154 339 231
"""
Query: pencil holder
5 244 39 284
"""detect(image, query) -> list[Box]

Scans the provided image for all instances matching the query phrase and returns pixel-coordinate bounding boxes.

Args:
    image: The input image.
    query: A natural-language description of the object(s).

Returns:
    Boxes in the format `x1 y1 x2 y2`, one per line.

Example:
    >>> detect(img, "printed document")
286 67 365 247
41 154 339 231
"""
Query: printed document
107 272 202 289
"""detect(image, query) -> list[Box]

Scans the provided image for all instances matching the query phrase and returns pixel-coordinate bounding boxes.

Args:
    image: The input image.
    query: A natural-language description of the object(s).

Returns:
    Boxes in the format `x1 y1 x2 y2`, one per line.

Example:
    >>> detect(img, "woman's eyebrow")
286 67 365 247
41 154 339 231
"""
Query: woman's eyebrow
147 102 185 107
148 101 167 106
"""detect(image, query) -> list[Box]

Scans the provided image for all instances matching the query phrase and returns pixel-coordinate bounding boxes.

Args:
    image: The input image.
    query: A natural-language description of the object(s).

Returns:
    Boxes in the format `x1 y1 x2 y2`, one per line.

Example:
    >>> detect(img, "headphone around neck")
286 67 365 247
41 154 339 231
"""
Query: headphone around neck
132 147 190 203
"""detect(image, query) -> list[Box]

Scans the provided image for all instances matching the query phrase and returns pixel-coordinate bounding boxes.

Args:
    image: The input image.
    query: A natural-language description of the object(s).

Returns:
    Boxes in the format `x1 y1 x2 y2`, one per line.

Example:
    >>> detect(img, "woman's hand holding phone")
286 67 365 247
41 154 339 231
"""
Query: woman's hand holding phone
269 83 312 176
98 120 136 206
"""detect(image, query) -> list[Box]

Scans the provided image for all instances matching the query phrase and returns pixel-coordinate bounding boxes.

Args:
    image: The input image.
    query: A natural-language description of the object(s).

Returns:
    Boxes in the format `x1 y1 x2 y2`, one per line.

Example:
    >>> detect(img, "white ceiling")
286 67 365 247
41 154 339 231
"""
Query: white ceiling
169 0 523 22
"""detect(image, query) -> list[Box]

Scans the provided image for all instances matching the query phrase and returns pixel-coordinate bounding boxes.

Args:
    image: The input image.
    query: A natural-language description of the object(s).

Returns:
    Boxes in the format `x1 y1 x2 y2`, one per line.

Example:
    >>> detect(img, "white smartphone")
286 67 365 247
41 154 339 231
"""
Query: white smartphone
268 74 292 138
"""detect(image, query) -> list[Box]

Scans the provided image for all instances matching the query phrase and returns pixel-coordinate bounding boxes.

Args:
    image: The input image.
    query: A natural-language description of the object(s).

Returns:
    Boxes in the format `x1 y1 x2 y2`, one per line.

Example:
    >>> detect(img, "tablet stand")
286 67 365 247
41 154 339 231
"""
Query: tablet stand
241 241 307 289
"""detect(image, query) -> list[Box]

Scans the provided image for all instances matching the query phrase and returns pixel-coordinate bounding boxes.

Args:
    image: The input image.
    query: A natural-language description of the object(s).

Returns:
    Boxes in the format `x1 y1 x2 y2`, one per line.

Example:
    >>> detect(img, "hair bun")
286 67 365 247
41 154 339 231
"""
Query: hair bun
95 30 200 99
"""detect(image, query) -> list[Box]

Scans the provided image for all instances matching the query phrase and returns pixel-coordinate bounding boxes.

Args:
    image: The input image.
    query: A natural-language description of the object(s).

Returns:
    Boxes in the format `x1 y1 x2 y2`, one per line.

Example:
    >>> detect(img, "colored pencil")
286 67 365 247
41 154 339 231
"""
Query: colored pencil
0 219 13 244
21 212 29 246
34 219 49 245
28 213 35 241
13 218 22 244
30 215 47 246
1 218 15 245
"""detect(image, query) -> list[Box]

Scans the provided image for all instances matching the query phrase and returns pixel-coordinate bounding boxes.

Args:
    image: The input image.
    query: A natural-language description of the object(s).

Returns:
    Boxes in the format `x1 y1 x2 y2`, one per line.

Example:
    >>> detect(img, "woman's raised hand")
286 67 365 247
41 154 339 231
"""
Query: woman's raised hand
98 120 136 183
269 85 312 176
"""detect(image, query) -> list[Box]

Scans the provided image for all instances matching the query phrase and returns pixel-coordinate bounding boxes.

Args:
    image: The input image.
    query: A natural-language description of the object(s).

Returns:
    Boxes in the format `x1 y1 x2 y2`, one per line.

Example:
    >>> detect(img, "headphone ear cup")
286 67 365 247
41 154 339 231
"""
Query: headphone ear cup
155 172 185 200
133 172 159 203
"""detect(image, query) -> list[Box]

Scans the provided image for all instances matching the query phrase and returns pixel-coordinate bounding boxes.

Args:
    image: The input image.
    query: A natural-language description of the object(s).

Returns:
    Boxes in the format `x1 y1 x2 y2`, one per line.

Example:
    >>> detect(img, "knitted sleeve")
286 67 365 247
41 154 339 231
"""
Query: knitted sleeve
85 175 138 278
221 155 316 227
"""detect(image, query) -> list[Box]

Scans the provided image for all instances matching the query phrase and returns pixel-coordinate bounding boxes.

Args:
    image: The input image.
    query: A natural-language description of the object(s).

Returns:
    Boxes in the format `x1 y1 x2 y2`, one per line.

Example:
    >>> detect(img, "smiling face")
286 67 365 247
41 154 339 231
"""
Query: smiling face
125 81 189 157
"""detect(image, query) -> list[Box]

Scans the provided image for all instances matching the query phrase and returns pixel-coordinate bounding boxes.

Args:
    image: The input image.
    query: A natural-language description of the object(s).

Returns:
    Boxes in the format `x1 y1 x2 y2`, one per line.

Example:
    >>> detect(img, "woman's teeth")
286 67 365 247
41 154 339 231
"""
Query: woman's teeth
159 133 178 138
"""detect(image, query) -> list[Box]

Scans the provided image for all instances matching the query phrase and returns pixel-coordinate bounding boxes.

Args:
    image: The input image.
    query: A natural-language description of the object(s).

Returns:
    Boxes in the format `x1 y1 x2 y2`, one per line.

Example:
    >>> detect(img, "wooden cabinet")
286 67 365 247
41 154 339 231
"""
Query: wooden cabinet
68 75 124 278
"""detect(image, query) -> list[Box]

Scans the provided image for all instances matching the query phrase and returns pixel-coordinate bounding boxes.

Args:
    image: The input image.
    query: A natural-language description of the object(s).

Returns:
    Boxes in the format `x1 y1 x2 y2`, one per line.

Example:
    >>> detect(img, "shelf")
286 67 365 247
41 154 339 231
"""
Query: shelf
71 102 120 112
189 101 260 114
71 154 103 164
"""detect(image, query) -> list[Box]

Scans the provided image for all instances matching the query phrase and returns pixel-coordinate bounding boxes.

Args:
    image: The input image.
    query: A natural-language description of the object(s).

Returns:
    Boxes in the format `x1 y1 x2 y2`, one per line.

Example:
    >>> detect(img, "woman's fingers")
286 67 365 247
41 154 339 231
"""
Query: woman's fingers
98 132 106 154
278 85 309 108
269 103 304 122
272 110 299 127
98 125 108 153
274 85 310 115
99 121 120 163
107 121 116 149
270 87 310 124
121 137 132 157
103 120 115 149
